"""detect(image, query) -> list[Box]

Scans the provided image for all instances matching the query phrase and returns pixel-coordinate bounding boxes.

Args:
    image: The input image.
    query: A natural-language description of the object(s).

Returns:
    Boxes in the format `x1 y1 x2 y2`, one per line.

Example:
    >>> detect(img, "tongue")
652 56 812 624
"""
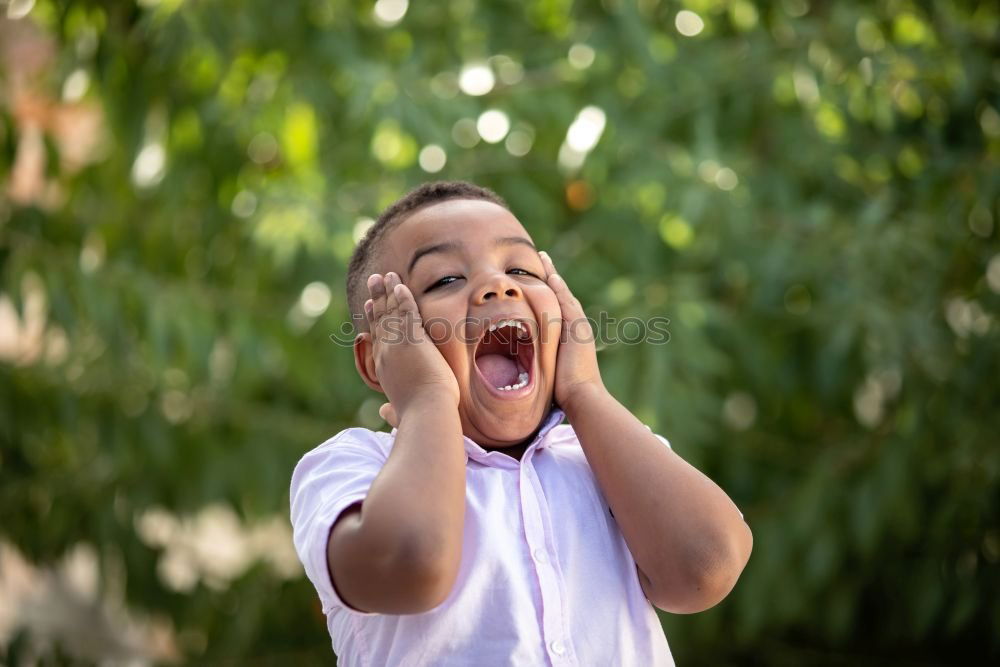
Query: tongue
477 354 519 388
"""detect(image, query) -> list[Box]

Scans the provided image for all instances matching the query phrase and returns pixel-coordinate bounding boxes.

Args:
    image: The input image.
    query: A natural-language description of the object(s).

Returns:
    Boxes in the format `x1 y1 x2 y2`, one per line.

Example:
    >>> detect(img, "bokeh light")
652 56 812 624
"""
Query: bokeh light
458 63 495 96
714 167 739 191
476 110 510 144
131 143 165 187
6 0 36 20
566 106 606 153
418 144 447 173
675 10 704 37
299 282 331 317
372 0 408 27
505 127 534 156
568 43 596 70
61 69 89 102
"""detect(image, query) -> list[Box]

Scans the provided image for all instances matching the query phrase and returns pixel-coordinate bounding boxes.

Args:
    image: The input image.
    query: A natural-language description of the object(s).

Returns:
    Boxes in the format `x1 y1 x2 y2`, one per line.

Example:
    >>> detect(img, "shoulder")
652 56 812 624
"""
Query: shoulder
290 427 394 491
313 426 394 456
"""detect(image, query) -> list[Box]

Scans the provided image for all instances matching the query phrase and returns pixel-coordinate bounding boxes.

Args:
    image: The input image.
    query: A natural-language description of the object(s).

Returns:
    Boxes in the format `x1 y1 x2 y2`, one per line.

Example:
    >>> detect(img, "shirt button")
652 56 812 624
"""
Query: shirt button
550 640 566 656
532 548 547 564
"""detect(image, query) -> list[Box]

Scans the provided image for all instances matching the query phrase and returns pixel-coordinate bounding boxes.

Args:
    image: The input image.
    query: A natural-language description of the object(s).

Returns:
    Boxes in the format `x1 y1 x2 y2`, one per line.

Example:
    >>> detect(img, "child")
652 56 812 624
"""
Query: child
290 181 752 665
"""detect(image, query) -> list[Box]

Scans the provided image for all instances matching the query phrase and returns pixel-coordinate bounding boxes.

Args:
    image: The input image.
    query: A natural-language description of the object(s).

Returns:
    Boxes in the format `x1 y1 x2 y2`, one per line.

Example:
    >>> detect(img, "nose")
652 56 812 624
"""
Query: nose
474 272 523 305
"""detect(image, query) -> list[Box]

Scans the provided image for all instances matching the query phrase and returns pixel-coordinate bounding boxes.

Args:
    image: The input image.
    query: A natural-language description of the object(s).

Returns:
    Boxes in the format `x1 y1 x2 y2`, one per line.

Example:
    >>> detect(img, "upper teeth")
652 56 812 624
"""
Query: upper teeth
488 319 526 334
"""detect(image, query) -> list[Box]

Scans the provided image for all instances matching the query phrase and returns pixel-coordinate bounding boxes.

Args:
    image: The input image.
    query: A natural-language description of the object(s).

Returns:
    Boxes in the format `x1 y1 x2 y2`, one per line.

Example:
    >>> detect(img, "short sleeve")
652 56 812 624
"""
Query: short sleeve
644 423 672 449
289 428 389 616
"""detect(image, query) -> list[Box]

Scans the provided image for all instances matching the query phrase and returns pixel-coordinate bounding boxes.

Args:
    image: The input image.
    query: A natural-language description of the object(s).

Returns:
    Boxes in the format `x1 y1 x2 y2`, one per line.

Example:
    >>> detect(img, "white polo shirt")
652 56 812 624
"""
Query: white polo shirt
289 408 675 666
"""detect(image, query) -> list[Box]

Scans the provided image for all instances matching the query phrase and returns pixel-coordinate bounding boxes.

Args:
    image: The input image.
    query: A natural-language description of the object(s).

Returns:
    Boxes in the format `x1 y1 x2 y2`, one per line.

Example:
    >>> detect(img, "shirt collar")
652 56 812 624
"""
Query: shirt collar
389 405 565 468
462 406 565 467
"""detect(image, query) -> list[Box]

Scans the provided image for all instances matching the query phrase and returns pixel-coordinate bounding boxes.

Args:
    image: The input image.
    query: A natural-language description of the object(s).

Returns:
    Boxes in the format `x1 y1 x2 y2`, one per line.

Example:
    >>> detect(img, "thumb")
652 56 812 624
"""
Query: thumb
378 402 400 429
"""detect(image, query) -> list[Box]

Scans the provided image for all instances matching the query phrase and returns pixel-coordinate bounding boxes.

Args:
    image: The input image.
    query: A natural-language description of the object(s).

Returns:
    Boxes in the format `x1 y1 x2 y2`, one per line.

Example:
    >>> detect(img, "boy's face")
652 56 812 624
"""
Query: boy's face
375 199 561 448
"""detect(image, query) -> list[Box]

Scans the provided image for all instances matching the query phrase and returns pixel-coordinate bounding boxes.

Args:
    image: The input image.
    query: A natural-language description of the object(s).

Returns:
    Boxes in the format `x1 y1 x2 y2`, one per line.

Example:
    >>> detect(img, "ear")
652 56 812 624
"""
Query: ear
353 332 384 393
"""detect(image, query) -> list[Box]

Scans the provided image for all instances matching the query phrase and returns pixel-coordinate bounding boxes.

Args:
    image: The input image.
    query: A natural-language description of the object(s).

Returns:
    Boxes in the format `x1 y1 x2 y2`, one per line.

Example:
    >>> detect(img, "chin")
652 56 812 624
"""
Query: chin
460 389 555 447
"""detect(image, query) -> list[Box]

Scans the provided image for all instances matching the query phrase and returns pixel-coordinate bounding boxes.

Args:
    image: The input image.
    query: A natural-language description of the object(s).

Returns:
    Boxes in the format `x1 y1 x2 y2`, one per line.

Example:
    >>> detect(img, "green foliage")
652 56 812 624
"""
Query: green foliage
1 0 998 663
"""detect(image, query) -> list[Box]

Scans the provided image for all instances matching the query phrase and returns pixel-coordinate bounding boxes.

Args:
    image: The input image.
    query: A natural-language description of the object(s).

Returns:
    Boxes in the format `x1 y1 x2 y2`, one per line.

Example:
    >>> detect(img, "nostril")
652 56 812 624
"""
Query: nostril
505 288 517 297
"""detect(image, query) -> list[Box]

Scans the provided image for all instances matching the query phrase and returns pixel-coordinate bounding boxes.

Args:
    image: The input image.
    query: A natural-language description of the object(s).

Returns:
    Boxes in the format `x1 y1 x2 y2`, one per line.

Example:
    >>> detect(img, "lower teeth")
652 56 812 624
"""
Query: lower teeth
497 371 530 391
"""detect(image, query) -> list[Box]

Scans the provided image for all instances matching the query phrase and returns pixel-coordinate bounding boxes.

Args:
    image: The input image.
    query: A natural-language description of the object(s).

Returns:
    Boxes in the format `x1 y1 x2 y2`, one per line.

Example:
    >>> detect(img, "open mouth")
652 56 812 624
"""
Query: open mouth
473 318 536 397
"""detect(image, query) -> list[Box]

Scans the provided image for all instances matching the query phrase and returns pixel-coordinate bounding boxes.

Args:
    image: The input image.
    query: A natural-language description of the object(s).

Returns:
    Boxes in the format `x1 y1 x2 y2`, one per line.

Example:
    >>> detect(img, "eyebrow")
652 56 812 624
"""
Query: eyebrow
407 236 536 275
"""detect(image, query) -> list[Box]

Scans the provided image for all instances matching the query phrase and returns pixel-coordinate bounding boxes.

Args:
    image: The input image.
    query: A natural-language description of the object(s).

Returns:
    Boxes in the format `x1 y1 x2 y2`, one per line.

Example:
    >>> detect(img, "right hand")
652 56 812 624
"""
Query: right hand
365 272 460 424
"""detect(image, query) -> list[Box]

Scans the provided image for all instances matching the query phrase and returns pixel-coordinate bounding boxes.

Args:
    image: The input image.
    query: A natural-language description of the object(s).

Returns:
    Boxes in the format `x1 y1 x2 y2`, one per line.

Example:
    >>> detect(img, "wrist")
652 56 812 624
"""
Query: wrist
398 390 460 419
559 381 610 421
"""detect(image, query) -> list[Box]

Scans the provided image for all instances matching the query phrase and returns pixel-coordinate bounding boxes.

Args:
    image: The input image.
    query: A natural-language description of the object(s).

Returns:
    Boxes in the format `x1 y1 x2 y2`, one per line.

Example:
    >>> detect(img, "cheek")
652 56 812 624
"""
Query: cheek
415 309 471 375
528 286 560 318
440 345 471 379
423 316 455 347
416 300 460 344
526 288 563 351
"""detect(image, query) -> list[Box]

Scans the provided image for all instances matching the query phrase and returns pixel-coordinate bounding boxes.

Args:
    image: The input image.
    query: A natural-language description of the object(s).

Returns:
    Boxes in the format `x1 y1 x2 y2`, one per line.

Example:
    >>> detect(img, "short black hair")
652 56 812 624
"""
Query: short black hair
346 180 509 334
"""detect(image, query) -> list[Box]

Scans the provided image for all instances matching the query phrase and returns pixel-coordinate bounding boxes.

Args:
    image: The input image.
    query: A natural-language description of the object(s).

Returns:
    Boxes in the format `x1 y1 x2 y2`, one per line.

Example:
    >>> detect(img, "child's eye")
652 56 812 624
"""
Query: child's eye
425 276 462 293
508 268 541 279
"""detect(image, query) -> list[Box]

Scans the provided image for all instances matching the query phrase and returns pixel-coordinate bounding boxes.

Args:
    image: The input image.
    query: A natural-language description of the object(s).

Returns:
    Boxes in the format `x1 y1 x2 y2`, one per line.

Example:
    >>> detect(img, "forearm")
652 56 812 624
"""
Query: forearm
352 395 466 582
563 385 751 612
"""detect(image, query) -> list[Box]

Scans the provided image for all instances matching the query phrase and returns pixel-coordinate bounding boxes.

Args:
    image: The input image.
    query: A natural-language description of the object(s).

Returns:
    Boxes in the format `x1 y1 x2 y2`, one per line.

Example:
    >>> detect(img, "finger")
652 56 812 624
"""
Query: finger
393 281 420 318
392 281 424 340
538 250 557 281
363 298 375 331
539 251 584 318
378 402 400 429
384 272 400 314
368 274 387 320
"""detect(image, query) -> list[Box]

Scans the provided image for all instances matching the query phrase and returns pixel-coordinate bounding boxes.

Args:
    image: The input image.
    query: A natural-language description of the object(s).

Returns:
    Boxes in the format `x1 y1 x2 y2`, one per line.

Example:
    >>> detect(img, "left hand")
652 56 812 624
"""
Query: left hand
539 251 605 411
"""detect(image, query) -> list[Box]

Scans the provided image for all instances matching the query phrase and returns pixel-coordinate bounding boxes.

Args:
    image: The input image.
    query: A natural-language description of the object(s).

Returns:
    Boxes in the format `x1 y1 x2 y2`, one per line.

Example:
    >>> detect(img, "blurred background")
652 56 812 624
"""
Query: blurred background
1 0 998 664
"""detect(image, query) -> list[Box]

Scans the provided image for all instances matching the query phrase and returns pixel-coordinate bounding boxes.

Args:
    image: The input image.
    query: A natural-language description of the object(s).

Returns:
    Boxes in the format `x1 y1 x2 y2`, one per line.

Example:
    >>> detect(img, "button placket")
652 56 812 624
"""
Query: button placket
520 455 575 665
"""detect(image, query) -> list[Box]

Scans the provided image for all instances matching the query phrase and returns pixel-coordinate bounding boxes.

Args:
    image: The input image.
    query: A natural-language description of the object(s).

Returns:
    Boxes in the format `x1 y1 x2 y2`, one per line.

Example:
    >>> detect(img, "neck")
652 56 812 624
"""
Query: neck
480 408 554 462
